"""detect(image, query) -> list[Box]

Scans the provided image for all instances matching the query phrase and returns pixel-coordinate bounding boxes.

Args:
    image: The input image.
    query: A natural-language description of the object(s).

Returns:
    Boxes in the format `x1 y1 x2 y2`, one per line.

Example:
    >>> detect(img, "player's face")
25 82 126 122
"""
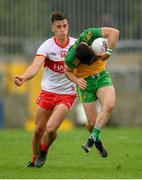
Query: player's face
52 19 69 38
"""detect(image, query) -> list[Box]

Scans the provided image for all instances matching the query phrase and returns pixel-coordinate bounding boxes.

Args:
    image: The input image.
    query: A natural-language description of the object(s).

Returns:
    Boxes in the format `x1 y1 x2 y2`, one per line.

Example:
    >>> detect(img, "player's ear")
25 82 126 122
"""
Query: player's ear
51 28 54 32
51 24 55 32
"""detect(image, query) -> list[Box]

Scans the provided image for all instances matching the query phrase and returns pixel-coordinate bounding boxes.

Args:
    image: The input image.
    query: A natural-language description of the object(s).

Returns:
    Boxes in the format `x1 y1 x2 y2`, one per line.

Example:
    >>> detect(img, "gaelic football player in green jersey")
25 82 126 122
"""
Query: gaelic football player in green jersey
65 27 119 157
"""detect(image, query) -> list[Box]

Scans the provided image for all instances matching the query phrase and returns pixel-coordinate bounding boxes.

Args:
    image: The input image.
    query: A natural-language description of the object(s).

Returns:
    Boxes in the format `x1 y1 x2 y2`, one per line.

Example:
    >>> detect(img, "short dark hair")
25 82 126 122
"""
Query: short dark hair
51 11 67 23
75 42 97 65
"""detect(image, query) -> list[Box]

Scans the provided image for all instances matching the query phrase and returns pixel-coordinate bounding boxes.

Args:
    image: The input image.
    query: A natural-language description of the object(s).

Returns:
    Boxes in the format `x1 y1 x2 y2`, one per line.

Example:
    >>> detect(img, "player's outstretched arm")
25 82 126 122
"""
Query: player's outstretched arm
13 56 45 86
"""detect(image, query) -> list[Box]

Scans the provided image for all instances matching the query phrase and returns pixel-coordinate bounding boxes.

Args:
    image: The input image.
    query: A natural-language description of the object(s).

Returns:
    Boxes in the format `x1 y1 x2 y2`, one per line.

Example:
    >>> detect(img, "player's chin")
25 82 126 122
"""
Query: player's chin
61 33 68 37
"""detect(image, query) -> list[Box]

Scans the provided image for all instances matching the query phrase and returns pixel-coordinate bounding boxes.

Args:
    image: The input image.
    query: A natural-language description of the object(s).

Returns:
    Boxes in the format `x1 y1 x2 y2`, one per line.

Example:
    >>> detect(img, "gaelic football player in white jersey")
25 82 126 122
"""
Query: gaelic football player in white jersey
13 11 77 167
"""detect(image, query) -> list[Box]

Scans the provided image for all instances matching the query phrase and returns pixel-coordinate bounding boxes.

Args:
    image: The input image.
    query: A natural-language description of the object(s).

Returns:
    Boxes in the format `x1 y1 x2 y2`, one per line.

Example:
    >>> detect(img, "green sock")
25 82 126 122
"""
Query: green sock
91 127 101 141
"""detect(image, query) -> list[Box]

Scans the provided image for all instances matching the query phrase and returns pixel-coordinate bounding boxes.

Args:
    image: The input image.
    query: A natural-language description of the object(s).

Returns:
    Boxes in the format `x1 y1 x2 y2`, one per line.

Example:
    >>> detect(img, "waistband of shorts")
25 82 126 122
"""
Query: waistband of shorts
85 70 107 79
41 89 77 96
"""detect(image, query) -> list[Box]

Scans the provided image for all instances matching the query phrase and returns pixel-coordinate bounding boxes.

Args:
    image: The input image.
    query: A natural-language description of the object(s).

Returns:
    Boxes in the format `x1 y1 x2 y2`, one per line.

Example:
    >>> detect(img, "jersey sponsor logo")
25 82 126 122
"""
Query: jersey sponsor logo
44 58 64 73
50 52 56 56
49 51 67 59
72 58 79 66
84 32 93 42
53 63 64 72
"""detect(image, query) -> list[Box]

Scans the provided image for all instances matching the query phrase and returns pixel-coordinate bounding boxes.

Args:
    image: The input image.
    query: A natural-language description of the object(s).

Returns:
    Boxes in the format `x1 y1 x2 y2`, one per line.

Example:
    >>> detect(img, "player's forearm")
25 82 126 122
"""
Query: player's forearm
64 65 79 83
22 56 44 82
65 71 79 84
102 28 120 49
107 29 120 49
22 64 40 81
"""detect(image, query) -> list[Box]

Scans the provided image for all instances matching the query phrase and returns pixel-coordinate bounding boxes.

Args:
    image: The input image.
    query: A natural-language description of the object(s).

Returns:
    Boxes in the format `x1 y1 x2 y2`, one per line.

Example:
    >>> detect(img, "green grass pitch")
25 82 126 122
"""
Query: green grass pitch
0 127 142 179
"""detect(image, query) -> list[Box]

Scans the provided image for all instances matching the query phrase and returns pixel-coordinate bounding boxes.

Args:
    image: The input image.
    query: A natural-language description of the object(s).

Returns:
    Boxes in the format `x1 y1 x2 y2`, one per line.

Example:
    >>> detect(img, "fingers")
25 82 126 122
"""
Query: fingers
97 53 110 60
13 75 24 86
77 78 87 90
97 52 106 56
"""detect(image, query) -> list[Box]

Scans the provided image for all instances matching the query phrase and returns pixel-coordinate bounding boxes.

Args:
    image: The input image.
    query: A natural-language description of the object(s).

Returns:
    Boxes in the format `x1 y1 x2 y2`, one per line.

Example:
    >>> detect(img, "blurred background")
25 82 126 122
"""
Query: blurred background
0 0 142 130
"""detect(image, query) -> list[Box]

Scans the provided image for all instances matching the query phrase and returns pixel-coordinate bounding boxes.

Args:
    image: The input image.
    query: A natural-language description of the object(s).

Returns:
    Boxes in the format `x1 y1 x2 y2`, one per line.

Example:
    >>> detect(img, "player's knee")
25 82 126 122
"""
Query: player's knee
34 126 44 138
45 125 56 136
104 102 115 113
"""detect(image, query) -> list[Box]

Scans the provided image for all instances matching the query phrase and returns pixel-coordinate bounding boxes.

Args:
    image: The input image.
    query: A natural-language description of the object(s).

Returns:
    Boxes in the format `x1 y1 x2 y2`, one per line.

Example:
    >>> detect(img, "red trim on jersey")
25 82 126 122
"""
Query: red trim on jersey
54 36 70 48
44 57 64 73
36 54 46 57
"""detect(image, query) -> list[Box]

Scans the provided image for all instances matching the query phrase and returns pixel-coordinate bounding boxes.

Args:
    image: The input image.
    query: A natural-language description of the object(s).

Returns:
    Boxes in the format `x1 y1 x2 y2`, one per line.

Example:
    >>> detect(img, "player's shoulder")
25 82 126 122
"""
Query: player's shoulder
38 37 54 50
69 36 77 41
79 27 102 41
40 37 54 46
84 27 101 33
37 37 54 55
68 36 77 45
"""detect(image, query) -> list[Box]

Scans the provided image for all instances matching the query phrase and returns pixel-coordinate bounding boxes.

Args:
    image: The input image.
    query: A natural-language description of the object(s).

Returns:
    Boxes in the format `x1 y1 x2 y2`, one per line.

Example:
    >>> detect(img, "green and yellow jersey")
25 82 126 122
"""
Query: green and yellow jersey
65 28 107 78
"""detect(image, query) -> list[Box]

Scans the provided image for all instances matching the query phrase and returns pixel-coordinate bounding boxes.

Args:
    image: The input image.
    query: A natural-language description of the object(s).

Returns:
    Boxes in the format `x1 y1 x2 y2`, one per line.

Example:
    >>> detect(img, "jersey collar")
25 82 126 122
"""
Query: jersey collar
54 36 70 48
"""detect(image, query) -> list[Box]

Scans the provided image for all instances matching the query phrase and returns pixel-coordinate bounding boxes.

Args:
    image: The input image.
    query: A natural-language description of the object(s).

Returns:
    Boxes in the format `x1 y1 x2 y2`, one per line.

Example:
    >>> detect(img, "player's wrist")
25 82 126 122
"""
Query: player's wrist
106 48 112 56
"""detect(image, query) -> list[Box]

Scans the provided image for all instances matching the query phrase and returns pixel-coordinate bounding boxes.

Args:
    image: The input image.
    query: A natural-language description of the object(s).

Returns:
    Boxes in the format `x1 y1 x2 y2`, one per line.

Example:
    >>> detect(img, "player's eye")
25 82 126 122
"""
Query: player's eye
63 24 67 28
57 25 61 29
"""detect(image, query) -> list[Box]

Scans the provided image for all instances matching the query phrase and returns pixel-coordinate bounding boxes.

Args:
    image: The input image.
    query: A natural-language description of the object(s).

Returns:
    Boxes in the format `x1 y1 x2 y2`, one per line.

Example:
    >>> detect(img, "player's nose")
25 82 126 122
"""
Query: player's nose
61 26 65 31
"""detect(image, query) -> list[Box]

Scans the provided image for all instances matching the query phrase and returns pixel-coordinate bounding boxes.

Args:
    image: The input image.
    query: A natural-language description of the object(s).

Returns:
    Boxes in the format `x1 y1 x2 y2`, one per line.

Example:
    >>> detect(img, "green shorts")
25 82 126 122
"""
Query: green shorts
76 70 113 103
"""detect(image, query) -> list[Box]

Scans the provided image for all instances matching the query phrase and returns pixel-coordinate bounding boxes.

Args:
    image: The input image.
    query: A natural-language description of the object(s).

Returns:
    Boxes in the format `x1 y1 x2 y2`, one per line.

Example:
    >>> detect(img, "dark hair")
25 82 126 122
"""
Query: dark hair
75 43 97 65
51 11 67 23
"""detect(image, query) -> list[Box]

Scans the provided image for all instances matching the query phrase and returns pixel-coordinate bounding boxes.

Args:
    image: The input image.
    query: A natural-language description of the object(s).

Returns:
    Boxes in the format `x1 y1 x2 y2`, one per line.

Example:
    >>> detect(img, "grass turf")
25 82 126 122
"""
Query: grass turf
0 127 142 179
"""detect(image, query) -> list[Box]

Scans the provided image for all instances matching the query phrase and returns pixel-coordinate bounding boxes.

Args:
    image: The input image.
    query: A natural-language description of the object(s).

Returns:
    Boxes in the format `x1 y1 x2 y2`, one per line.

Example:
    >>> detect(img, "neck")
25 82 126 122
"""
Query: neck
55 36 68 46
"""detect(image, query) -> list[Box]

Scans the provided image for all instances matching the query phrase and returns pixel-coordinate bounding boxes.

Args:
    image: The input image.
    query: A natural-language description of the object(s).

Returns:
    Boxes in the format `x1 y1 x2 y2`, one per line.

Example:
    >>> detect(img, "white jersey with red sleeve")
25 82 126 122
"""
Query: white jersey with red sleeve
36 36 77 95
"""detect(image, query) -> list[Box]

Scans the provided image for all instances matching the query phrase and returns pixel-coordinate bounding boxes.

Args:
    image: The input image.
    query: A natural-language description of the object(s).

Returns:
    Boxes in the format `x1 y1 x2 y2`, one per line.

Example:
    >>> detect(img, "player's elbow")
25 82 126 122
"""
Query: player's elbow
64 71 70 80
64 65 71 75
113 28 120 38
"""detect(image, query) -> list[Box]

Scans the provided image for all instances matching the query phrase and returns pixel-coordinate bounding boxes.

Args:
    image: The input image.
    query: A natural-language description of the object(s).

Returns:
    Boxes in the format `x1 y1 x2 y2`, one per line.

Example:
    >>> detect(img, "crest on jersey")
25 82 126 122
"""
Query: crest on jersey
60 50 67 58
